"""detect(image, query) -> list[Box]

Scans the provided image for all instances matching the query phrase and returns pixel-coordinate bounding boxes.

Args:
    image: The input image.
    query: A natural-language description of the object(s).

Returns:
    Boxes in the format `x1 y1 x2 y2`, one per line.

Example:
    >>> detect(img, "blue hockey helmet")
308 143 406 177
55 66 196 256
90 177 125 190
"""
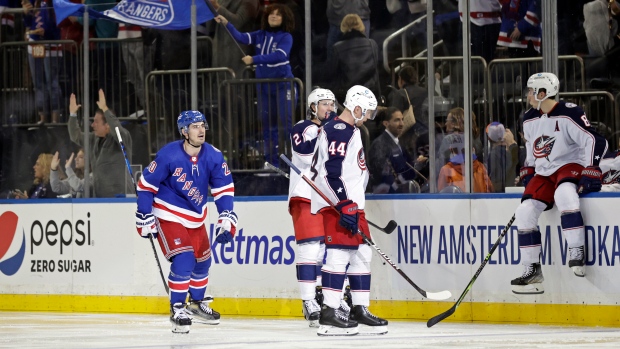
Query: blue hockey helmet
177 110 208 136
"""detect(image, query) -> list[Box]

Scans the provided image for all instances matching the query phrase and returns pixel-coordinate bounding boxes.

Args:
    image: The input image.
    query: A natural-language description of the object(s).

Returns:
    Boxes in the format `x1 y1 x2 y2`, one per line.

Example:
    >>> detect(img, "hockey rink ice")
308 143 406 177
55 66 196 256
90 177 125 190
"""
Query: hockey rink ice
2 312 620 348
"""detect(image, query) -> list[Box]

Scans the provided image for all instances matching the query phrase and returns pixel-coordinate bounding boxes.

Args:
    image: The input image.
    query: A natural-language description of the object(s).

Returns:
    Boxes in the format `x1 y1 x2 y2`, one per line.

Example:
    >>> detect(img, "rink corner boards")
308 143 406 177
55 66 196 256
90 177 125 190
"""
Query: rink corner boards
1 295 620 327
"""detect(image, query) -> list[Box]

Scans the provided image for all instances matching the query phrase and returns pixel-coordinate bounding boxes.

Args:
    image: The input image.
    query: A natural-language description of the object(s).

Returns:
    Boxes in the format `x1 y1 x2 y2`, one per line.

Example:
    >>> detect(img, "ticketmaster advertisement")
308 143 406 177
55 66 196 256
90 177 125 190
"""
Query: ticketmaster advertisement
1 195 620 307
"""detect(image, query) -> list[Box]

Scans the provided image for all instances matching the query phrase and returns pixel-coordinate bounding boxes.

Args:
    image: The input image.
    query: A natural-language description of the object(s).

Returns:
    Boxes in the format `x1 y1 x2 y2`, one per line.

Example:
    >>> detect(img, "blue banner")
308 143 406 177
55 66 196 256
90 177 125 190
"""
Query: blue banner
53 0 214 29
104 0 214 30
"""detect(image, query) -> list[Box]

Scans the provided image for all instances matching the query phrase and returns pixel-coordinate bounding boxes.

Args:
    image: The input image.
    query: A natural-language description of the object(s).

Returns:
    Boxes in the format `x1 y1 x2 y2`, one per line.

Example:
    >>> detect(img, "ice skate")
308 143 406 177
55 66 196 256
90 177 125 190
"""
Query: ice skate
350 305 388 335
187 296 220 325
170 303 192 334
511 263 544 294
317 305 358 336
569 245 586 277
302 299 321 327
338 298 351 319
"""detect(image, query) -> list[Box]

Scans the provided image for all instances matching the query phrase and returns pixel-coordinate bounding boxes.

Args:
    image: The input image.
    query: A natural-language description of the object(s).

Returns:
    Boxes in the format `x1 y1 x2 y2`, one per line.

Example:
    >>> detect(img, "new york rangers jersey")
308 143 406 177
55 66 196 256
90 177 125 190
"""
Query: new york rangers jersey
288 119 320 201
523 101 608 177
311 118 368 214
137 141 234 228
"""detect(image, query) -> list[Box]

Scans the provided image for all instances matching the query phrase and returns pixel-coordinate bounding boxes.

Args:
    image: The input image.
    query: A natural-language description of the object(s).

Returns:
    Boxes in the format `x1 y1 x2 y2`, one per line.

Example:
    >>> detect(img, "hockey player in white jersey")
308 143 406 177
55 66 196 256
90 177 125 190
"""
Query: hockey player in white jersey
311 85 388 336
136 111 238 333
288 88 336 327
511 73 607 295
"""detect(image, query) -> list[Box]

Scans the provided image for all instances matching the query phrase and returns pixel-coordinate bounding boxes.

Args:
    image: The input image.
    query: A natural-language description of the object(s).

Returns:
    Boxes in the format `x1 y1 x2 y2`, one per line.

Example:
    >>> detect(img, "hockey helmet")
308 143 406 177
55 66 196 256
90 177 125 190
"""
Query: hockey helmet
177 110 208 136
343 85 378 122
307 88 336 119
527 73 559 104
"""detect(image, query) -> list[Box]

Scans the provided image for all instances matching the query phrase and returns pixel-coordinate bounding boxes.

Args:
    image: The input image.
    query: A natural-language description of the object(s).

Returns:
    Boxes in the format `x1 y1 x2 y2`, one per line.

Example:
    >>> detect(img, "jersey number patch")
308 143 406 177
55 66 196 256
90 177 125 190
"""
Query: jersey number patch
328 141 346 156
222 162 231 176
581 115 591 127
292 133 302 146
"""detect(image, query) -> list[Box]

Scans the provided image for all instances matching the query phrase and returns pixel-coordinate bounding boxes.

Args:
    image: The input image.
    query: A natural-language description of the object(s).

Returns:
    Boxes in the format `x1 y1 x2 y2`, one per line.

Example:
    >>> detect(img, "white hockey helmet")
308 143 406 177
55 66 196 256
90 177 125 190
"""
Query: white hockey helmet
343 85 378 122
306 88 336 119
527 73 559 107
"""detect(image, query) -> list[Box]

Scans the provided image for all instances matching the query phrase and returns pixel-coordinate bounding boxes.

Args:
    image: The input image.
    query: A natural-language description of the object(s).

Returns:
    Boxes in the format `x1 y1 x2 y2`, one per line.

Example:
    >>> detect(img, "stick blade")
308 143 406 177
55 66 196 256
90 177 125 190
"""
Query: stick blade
425 290 452 301
383 220 397 234
427 304 457 328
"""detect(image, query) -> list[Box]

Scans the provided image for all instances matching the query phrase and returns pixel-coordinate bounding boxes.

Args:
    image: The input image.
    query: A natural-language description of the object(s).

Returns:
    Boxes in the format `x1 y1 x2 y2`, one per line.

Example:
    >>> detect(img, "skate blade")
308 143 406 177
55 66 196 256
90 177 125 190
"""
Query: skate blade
357 324 388 335
317 325 359 336
571 266 585 277
191 318 220 325
512 283 544 295
308 320 320 328
171 323 190 334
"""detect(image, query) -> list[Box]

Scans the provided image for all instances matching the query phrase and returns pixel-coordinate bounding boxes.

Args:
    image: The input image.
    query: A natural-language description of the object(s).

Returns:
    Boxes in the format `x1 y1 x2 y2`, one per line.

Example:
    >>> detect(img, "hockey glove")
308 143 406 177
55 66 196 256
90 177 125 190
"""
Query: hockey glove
135 212 158 238
335 200 359 234
215 210 238 244
578 166 603 196
519 166 535 187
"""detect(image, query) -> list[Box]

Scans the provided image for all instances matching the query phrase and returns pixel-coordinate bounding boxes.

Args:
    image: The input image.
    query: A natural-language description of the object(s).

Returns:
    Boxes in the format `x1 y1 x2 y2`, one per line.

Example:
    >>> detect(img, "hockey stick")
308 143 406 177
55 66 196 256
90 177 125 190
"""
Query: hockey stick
279 154 451 301
426 214 516 327
264 162 398 235
115 127 169 294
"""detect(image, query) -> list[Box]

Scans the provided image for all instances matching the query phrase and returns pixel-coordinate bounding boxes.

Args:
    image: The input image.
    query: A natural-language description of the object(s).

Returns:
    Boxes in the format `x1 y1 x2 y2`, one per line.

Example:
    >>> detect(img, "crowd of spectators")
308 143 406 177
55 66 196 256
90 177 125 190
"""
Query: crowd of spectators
1 0 620 196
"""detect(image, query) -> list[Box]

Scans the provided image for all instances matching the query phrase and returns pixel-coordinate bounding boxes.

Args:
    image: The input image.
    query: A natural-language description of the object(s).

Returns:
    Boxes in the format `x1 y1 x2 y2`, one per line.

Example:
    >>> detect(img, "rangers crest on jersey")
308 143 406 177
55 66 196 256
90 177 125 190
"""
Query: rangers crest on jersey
603 170 620 184
358 149 367 171
533 135 556 160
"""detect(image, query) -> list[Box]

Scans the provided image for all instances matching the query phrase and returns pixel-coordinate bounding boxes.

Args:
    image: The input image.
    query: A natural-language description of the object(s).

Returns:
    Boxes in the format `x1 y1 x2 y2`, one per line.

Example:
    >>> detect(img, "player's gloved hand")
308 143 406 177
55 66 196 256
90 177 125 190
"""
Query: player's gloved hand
215 210 238 244
519 166 535 187
578 166 603 196
335 200 359 234
135 212 158 238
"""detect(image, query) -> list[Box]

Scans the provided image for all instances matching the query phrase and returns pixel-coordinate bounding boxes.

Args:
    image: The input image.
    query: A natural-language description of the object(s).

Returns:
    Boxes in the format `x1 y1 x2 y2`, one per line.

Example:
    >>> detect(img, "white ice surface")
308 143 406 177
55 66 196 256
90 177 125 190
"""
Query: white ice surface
2 312 620 349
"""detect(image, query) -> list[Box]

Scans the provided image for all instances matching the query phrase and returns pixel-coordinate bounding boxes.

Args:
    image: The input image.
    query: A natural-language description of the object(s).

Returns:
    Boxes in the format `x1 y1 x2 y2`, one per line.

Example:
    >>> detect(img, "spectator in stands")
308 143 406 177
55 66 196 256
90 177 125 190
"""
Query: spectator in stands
22 0 62 124
80 0 120 113
584 0 620 82
387 65 427 123
459 0 502 63
368 107 416 194
437 107 483 170
325 0 370 61
68 89 133 197
118 23 152 112
12 153 58 199
209 0 259 76
496 0 541 58
324 14 380 102
215 3 297 167
50 149 88 198
485 122 518 193
437 138 494 193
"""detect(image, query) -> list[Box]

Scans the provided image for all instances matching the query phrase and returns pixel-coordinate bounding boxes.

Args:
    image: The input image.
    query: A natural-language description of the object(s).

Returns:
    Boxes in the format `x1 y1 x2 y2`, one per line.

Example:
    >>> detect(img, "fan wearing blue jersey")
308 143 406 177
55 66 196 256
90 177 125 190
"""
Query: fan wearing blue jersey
135 111 238 334
511 73 607 295
311 86 388 336
288 88 336 327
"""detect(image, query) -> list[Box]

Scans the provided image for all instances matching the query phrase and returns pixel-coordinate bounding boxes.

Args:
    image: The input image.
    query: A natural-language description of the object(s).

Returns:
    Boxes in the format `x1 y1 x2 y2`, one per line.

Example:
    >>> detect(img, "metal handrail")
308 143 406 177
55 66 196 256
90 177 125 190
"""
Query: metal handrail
382 12 430 73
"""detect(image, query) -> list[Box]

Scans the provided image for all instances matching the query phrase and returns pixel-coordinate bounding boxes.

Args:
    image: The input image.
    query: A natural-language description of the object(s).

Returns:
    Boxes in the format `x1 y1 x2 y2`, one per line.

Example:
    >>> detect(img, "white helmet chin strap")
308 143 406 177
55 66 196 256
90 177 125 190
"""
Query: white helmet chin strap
352 106 365 123
534 90 548 110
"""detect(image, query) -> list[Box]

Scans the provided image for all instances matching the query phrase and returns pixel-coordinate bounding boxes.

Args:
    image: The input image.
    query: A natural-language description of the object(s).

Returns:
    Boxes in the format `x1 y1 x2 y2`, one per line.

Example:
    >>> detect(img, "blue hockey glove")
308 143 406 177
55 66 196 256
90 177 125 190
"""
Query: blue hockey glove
135 212 158 239
335 200 359 234
215 210 238 244
519 166 535 187
578 166 602 196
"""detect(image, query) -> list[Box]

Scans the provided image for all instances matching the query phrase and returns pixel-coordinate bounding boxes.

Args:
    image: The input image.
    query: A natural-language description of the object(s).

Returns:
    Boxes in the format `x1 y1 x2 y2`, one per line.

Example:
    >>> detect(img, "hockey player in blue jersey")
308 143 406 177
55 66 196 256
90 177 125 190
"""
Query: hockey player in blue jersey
511 73 607 295
288 88 336 327
135 111 238 333
311 86 388 336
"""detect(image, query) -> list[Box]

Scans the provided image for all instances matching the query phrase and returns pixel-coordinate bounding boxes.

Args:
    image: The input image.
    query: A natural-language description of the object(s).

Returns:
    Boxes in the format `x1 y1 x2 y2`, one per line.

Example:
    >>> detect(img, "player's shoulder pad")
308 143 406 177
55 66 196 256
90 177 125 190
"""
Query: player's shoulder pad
555 101 588 125
291 119 316 133
324 119 355 142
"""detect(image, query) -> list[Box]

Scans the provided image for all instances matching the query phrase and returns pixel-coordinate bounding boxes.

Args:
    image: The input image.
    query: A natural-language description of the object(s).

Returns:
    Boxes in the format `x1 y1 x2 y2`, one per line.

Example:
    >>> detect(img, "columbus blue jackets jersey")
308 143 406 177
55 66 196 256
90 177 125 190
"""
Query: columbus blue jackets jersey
523 101 608 176
600 151 620 187
288 119 320 201
311 118 368 213
137 141 234 228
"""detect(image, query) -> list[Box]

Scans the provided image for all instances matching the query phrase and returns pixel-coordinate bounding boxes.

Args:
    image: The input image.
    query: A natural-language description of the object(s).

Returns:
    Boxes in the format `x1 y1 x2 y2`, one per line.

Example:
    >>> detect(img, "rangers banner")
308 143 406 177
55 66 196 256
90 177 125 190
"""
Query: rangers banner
54 0 214 30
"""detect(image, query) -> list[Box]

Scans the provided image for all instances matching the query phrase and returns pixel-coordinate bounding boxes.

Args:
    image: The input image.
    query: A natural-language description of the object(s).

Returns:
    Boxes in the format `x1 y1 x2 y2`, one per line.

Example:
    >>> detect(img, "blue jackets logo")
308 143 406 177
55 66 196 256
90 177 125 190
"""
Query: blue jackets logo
0 211 26 276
